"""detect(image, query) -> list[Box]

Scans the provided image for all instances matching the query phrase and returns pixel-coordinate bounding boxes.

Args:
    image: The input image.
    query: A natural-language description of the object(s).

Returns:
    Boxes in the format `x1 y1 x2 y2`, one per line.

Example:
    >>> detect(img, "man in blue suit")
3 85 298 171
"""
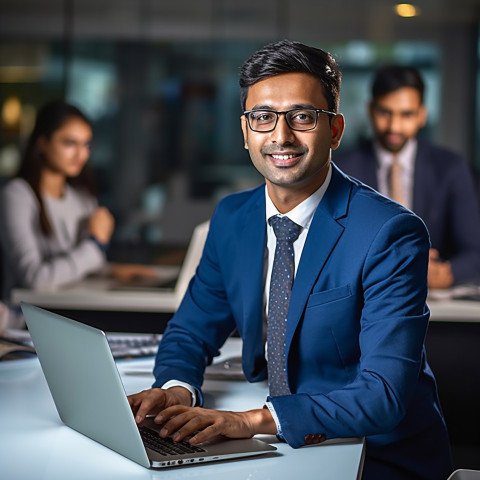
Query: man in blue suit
336 65 480 289
129 40 453 479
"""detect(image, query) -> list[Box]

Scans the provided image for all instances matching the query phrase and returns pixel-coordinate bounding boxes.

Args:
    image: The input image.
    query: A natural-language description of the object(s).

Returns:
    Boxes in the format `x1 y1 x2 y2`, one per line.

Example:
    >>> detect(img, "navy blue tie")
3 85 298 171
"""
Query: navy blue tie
267 215 301 396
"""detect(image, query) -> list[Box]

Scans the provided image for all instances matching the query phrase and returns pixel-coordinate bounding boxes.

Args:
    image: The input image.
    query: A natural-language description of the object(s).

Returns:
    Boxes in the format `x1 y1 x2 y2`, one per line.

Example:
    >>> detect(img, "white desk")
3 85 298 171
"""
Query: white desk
0 338 364 480
427 287 480 322
427 298 480 322
12 275 181 313
12 280 480 322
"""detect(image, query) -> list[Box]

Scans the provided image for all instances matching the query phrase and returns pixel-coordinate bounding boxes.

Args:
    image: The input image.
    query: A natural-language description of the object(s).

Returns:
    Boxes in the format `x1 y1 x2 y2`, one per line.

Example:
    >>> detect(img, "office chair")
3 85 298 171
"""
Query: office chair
448 470 480 480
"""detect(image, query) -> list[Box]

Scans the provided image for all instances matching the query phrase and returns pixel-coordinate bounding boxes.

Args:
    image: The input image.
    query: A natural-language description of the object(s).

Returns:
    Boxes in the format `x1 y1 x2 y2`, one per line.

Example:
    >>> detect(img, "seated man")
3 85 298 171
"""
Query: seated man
129 40 453 480
336 65 480 289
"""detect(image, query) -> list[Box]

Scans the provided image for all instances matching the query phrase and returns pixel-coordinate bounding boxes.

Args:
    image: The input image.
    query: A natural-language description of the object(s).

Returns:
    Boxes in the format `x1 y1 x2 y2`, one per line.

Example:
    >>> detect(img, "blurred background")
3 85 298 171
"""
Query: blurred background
1 0 479 261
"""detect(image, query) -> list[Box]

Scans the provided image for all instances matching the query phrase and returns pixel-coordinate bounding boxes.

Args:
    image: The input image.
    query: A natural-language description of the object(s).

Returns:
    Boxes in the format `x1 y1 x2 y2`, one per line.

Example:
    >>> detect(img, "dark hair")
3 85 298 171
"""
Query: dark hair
239 39 342 112
17 99 97 236
372 65 425 103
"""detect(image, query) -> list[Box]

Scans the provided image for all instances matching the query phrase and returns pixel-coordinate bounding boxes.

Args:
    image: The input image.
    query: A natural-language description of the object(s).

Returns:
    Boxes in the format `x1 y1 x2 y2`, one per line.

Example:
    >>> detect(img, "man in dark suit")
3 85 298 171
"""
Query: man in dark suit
128 40 453 479
336 65 480 288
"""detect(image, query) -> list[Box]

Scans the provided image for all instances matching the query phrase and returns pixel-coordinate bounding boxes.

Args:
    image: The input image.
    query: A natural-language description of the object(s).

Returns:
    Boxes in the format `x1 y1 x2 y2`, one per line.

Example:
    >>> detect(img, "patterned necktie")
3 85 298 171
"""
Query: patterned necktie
389 155 405 205
267 215 301 396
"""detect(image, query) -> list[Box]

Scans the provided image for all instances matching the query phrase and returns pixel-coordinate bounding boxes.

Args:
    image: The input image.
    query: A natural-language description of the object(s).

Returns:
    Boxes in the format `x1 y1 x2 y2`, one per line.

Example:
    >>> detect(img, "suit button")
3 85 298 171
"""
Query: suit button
304 434 314 444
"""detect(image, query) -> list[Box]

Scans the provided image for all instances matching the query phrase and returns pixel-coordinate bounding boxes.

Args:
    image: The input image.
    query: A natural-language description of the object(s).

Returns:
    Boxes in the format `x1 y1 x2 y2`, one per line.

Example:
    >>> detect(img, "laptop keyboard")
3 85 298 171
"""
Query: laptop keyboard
140 427 206 456
106 333 161 359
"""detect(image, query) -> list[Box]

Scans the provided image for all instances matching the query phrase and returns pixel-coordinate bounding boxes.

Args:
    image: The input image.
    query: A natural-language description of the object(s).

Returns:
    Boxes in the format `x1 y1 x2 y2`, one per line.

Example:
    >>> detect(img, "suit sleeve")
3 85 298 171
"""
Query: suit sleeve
268 212 431 447
152 206 237 402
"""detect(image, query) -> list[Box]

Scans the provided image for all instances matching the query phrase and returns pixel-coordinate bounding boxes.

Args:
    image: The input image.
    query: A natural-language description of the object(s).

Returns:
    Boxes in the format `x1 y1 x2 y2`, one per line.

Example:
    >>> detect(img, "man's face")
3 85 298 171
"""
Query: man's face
369 86 427 153
241 72 344 201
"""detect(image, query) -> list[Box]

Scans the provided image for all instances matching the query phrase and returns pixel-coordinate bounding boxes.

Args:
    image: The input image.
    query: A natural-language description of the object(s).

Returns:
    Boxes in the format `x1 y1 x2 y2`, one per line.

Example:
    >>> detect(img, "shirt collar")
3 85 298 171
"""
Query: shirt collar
265 163 332 230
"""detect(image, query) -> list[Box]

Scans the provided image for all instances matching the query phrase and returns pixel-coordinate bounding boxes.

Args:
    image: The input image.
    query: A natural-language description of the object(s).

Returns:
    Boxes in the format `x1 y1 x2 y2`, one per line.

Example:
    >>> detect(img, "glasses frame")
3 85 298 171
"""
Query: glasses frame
243 108 337 133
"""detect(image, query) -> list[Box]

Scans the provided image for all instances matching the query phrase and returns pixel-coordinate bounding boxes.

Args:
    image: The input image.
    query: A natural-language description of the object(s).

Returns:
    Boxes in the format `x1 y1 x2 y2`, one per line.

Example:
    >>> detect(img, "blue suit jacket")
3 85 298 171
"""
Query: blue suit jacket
335 139 480 284
153 164 452 479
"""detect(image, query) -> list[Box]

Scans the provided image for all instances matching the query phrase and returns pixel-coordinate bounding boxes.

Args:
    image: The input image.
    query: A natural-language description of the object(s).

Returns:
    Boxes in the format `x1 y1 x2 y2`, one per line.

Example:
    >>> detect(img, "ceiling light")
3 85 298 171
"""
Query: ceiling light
394 3 421 18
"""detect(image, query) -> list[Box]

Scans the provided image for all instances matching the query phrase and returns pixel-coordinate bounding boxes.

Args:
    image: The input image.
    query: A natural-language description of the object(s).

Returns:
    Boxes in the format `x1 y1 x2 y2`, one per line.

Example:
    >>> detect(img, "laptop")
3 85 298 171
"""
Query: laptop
110 220 210 295
20 302 277 469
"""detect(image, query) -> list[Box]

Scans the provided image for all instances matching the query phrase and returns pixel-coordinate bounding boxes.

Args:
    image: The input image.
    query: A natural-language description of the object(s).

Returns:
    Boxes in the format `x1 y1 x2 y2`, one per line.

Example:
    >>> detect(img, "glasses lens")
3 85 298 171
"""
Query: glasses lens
248 111 277 131
286 109 317 130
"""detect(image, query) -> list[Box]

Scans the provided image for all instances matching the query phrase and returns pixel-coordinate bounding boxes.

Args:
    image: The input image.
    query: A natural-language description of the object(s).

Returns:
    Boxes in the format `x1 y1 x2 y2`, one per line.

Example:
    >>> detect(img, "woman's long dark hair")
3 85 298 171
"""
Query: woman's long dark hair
17 99 97 236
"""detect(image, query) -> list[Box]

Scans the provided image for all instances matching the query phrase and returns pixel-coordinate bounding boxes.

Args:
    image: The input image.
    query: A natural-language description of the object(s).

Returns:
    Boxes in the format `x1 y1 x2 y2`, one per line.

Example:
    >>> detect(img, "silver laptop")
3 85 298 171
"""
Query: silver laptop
20 302 277 469
110 220 210 294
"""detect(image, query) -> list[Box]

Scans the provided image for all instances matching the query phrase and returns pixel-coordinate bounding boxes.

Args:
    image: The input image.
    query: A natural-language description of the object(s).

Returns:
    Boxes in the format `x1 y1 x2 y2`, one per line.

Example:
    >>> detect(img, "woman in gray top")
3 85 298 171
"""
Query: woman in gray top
0 100 153 303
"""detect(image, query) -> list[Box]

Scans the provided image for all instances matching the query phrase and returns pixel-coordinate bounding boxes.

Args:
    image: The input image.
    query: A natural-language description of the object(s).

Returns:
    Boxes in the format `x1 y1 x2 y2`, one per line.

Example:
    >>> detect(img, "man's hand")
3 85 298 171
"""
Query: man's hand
128 387 193 425
152 405 277 445
428 248 454 289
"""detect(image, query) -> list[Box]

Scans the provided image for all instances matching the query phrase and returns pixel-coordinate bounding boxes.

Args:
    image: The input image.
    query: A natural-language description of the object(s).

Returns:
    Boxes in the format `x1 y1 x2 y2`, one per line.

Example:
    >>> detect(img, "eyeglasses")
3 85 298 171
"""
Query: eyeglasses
243 108 336 132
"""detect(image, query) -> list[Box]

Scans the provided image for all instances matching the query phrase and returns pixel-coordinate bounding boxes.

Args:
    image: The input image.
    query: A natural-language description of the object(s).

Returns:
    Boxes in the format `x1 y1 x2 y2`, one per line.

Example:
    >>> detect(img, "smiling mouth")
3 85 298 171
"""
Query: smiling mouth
268 153 303 167
271 153 297 160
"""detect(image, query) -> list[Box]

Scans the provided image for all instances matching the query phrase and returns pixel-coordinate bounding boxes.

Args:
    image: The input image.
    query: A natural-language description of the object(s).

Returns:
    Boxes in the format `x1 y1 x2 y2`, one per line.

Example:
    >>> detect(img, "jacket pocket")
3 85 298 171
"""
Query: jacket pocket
306 284 352 308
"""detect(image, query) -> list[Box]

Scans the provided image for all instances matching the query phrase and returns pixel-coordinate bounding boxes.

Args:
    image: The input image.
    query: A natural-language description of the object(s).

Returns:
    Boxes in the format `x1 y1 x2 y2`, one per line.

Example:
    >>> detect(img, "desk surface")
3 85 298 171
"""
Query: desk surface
11 279 480 322
0 338 364 480
427 297 480 322
11 275 181 313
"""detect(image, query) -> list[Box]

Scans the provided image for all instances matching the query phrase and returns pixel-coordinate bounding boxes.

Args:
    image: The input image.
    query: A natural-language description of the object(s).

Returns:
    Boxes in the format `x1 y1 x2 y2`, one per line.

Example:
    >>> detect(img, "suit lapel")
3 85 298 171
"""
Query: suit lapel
237 187 268 379
285 165 352 355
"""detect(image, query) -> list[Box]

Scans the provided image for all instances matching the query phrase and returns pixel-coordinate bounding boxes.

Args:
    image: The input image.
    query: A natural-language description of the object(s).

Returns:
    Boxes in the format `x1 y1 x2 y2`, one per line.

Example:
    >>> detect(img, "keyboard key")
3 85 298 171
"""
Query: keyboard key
140 426 206 456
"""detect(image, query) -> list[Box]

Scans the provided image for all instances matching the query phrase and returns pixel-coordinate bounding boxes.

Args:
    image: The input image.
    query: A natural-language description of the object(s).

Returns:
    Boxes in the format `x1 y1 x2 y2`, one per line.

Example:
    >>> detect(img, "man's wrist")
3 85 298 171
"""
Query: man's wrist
243 407 277 436
166 386 194 407
161 380 196 406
